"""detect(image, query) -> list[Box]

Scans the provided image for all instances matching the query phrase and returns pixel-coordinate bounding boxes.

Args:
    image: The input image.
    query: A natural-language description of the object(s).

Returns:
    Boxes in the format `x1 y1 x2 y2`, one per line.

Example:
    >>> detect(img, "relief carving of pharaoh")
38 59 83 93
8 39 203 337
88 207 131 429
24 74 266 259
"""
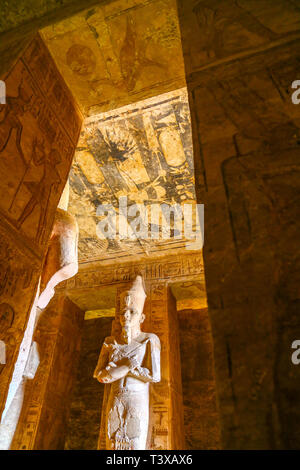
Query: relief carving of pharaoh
94 275 161 450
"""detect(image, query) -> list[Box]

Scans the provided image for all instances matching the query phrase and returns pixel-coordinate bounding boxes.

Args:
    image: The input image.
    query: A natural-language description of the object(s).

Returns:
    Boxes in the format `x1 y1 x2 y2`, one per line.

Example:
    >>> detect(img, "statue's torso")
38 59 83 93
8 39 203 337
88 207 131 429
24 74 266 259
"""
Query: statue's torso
105 334 151 449
108 334 149 393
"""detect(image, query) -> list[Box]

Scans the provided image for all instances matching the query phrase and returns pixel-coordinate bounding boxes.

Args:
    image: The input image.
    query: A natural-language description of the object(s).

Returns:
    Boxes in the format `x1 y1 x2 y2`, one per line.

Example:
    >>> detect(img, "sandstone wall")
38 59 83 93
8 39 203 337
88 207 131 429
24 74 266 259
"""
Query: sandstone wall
64 317 112 450
59 253 207 449
65 303 220 450
178 308 220 449
0 34 82 421
11 295 84 450
177 0 300 449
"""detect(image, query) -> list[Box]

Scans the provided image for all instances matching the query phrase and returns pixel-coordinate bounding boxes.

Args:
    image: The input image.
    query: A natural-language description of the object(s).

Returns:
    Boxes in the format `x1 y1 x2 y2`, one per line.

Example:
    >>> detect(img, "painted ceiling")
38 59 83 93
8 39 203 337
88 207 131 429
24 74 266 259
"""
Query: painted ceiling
41 0 186 115
68 88 198 263
39 0 199 265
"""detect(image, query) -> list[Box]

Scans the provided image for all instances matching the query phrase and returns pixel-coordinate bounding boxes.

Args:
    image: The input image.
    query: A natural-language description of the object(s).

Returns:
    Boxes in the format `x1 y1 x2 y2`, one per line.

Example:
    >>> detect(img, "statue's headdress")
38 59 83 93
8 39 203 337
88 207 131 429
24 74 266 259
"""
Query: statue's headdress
125 275 147 313
112 275 147 335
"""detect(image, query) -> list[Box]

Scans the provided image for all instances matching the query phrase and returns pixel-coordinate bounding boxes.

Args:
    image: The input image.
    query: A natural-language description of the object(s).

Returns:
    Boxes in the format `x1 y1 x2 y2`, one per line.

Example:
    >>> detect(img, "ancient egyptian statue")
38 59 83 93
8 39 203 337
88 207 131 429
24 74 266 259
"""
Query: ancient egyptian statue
94 275 161 450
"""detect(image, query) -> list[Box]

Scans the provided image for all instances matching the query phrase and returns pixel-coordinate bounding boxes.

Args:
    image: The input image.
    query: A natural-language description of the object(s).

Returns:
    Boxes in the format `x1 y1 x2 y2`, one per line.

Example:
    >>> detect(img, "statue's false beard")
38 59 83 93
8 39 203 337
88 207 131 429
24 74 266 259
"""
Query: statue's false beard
121 325 131 344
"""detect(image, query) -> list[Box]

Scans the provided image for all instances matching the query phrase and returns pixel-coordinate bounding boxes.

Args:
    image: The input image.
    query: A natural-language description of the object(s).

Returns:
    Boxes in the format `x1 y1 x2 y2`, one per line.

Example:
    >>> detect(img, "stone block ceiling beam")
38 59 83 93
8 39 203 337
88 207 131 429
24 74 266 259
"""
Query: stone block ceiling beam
0 33 82 426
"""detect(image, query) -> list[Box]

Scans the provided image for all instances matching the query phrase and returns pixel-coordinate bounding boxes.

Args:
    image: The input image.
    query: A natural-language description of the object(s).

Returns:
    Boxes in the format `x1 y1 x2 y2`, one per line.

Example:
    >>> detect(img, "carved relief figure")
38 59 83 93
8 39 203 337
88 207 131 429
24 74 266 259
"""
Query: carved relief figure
8 136 46 213
0 79 32 167
193 0 277 59
94 276 161 450
16 148 62 243
120 16 165 93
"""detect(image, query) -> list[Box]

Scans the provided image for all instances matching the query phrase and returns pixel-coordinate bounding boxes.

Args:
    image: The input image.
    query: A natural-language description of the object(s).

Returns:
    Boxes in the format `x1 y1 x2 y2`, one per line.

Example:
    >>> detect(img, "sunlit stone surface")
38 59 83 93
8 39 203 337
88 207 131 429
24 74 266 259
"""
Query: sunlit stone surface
94 276 161 450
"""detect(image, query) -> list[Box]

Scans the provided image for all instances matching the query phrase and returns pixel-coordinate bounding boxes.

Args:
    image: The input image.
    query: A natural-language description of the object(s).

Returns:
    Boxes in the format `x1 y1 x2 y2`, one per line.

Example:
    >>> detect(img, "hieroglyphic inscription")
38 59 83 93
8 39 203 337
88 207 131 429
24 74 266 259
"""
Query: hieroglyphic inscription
0 226 40 415
61 253 204 291
0 34 82 255
11 296 83 450
148 282 170 449
0 32 82 426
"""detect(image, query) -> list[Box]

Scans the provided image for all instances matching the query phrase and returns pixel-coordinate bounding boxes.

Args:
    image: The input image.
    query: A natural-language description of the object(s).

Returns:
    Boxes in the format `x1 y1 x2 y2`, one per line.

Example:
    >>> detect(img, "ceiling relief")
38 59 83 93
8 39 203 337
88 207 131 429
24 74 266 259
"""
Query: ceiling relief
41 0 186 115
68 88 198 263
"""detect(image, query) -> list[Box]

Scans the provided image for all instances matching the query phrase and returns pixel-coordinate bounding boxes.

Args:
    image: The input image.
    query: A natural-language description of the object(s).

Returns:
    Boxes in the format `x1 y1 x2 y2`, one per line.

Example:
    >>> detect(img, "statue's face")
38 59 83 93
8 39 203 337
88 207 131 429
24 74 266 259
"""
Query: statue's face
119 292 144 330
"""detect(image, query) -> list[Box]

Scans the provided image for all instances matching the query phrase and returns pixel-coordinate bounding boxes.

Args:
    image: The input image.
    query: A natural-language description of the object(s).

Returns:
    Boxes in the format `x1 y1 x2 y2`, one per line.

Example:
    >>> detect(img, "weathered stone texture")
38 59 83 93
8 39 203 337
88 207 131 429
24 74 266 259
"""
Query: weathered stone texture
41 0 186 115
0 0 106 34
59 254 203 449
1 0 298 451
178 0 300 449
168 290 185 450
178 309 220 449
11 295 84 450
64 317 112 450
68 88 196 263
0 33 82 422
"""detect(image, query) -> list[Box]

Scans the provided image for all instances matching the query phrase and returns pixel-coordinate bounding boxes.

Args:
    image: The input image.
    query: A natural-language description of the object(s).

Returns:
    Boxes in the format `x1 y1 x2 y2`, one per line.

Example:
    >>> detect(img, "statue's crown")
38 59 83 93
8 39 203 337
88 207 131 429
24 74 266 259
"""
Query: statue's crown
126 275 146 312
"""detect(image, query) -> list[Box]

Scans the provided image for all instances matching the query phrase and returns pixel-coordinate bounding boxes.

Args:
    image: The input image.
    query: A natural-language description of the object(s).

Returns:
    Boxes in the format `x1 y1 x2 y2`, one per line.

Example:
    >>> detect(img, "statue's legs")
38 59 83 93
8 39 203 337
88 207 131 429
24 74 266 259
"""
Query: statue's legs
106 389 149 450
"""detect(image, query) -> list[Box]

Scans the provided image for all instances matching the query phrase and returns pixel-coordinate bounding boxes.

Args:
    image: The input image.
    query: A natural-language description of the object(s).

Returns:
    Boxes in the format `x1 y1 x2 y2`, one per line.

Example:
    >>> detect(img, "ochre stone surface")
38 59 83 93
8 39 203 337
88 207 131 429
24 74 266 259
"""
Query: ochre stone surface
97 281 184 450
11 295 84 450
0 1 114 77
95 276 161 450
38 208 79 309
59 251 205 293
0 35 34 79
64 317 113 450
0 228 40 419
41 0 186 115
58 253 205 450
178 309 220 449
177 0 300 449
178 0 300 76
0 33 82 421
2 0 299 451
0 0 95 34
0 34 81 255
69 88 196 263
167 290 185 450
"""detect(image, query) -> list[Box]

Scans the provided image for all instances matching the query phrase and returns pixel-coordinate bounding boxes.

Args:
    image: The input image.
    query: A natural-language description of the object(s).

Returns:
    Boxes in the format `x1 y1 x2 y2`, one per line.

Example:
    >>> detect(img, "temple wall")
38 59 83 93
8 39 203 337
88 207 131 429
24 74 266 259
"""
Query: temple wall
0 33 82 422
0 0 108 78
57 252 213 450
96 280 185 450
167 290 185 450
1 0 298 450
177 0 300 449
64 317 112 450
11 295 84 450
178 308 220 449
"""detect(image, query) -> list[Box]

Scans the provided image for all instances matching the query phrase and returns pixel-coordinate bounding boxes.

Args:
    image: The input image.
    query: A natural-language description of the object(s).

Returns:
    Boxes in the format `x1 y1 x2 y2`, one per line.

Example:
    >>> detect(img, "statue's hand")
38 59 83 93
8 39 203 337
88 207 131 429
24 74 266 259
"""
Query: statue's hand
128 355 140 370
118 355 139 370
98 370 113 383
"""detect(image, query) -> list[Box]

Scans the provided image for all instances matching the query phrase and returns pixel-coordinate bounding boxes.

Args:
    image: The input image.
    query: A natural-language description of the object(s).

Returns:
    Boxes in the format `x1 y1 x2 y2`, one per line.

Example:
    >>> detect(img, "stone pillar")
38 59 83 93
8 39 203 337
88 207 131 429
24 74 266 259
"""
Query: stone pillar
167 289 185 450
64 316 113 450
177 0 300 449
145 282 185 450
0 33 82 423
98 280 185 450
178 307 221 449
11 295 84 450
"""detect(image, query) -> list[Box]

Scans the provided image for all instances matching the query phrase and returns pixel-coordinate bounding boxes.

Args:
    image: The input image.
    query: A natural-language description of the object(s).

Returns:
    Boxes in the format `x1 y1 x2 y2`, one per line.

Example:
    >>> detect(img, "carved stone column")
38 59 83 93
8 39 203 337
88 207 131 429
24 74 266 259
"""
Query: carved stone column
177 0 300 449
0 33 82 426
98 280 185 450
11 295 84 450
145 282 185 450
